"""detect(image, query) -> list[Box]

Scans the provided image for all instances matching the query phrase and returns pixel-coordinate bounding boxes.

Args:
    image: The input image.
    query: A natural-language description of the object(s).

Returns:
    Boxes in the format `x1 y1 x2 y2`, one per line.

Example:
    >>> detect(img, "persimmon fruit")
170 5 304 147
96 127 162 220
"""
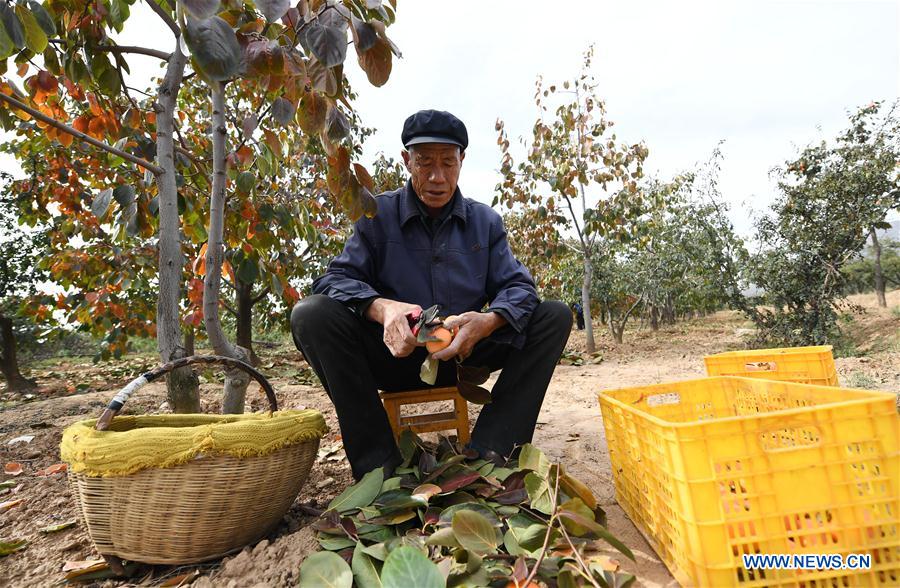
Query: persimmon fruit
425 326 453 353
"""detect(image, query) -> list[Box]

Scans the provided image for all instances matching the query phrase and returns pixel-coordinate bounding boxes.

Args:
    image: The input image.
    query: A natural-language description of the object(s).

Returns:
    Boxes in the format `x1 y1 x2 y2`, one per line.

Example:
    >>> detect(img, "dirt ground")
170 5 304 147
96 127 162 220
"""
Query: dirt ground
1 291 897 587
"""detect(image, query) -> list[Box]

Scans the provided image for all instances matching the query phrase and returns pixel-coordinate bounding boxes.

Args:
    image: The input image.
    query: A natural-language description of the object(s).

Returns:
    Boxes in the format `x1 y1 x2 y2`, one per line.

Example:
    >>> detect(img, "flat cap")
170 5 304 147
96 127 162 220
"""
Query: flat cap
401 109 468 150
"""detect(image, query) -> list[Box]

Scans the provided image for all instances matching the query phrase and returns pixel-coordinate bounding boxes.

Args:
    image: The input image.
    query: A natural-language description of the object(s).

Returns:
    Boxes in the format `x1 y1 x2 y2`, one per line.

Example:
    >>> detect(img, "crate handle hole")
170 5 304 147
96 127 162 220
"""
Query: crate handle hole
744 361 777 371
759 425 822 452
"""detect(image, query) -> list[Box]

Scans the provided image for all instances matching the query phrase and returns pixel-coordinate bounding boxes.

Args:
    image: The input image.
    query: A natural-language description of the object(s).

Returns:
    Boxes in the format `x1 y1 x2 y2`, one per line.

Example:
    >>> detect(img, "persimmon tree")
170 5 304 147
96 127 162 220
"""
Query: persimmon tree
826 100 900 307
496 47 652 353
746 102 900 344
0 0 401 412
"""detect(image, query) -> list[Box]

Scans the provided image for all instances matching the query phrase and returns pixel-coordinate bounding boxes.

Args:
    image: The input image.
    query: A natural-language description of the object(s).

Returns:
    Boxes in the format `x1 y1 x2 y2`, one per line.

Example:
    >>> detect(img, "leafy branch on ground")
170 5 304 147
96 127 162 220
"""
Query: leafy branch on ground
299 432 636 588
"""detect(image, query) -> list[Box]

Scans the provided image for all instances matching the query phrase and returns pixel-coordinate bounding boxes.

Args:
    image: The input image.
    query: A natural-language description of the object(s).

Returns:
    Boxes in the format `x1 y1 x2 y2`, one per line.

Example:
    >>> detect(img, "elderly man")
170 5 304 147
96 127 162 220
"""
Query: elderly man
291 110 571 479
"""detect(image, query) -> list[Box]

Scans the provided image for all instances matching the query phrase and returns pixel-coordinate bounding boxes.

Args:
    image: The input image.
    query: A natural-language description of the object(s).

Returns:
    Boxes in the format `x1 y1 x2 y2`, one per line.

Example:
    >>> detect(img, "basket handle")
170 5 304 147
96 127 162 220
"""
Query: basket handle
95 355 278 431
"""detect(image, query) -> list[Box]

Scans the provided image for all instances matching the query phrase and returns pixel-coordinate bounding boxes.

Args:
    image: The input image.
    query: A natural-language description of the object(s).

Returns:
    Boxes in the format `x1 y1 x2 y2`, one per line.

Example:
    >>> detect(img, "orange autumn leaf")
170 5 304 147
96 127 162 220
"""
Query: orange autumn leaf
4 462 24 476
87 93 102 116
36 463 67 476
193 243 208 276
88 116 106 139
73 115 89 135
223 259 235 283
58 131 74 148
62 560 105 572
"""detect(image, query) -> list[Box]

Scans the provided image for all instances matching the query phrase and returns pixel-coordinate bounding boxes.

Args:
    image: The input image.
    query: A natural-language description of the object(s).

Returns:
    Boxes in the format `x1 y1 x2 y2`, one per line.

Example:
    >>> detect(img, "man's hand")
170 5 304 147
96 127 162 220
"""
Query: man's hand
431 311 507 362
366 298 423 358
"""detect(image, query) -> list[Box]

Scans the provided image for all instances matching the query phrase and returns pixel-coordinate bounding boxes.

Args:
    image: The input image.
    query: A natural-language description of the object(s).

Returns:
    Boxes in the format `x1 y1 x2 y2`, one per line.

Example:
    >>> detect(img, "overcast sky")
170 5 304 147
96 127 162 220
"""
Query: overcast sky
3 0 898 236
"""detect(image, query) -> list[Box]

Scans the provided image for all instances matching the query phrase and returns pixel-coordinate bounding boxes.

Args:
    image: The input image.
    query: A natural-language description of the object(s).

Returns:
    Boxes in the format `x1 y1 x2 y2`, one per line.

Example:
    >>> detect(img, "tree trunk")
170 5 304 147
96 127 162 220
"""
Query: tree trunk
156 44 200 413
870 226 887 308
581 254 595 354
184 325 195 356
0 314 36 391
205 83 251 414
649 305 659 331
606 309 624 344
663 294 676 325
235 278 260 366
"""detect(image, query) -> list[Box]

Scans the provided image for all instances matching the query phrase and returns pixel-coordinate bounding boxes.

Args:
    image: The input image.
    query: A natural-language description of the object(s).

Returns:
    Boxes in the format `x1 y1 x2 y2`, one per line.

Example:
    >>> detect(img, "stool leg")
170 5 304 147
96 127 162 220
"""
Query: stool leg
382 397 401 442
455 396 470 445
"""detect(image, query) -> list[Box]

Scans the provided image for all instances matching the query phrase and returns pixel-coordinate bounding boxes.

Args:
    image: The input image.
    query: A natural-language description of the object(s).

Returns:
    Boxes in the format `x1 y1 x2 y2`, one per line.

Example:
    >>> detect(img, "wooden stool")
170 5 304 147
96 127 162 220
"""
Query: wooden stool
379 386 470 444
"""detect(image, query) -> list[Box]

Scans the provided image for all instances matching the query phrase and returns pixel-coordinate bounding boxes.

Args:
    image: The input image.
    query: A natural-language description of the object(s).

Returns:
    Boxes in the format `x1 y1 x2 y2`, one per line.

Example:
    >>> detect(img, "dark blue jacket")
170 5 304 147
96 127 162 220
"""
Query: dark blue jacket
312 181 539 347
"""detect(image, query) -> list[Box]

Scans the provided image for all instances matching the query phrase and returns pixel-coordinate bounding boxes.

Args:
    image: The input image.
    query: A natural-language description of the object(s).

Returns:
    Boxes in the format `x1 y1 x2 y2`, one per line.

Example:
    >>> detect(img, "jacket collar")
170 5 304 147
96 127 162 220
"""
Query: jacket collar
399 180 467 227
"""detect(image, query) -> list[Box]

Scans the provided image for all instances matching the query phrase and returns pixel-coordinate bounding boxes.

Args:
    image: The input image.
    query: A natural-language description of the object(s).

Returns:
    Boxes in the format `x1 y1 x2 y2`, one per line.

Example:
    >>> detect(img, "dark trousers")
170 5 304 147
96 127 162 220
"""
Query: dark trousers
290 295 572 479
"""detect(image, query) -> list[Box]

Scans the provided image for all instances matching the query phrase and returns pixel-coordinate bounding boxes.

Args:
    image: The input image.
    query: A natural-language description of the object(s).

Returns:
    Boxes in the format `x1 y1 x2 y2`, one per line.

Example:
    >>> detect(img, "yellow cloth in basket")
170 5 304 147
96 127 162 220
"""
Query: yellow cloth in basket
61 410 327 477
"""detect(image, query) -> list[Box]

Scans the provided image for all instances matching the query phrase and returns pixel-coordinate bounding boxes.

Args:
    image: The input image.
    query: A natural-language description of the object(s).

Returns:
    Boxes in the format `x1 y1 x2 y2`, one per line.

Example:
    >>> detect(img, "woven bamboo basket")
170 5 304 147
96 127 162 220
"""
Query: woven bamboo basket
62 355 325 565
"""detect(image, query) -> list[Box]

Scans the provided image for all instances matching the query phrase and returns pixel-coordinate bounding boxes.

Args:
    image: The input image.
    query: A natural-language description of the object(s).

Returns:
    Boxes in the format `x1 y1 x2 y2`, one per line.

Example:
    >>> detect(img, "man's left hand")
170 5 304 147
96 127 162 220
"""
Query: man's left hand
431 311 507 362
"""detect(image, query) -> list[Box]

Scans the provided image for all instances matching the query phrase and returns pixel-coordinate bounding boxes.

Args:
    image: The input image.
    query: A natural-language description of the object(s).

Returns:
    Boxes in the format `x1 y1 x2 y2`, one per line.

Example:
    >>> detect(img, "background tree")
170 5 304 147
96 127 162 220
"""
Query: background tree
496 47 652 353
828 100 900 307
369 151 407 193
0 172 47 391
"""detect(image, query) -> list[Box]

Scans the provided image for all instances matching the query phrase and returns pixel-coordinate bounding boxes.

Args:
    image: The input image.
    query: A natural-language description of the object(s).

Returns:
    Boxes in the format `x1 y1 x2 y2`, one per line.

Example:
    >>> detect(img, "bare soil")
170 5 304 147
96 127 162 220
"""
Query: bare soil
1 291 897 587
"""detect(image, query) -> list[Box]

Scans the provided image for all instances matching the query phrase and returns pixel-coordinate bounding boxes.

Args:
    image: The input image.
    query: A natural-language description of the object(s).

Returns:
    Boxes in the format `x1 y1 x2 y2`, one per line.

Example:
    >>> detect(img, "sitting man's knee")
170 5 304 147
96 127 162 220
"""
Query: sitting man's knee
539 300 574 331
290 294 337 334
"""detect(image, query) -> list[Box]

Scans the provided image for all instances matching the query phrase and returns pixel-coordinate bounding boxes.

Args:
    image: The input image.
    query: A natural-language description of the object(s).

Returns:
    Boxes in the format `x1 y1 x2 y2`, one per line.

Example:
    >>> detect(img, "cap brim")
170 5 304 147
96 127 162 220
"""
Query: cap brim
404 135 465 149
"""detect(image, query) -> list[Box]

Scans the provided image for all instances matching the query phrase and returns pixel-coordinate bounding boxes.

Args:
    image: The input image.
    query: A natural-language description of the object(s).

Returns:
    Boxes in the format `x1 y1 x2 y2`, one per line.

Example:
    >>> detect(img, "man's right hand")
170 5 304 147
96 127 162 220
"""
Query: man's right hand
365 298 423 358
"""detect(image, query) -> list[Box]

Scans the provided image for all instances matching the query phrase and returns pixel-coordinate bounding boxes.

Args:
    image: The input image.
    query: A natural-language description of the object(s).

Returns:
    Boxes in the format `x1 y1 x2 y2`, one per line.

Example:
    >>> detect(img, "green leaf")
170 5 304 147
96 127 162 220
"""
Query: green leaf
183 0 220 19
557 510 635 561
518 444 550 476
524 472 553 515
559 497 595 536
328 467 384 513
39 520 77 533
326 103 350 142
361 542 389 561
92 188 113 220
352 543 383 588
271 97 296 126
298 551 353 588
419 356 438 385
236 171 255 194
184 16 241 82
0 4 24 51
15 4 46 54
237 258 258 284
451 510 499 555
28 2 56 36
424 527 461 548
438 503 499 527
0 539 26 556
113 185 135 207
98 68 121 95
381 546 444 588
0 25 13 60
256 0 290 22
303 20 347 68
318 535 356 551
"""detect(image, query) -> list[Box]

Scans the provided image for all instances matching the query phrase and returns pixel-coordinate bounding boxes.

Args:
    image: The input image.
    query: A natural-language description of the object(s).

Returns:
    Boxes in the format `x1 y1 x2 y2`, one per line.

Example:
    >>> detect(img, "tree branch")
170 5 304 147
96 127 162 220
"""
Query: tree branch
251 286 271 305
146 0 180 38
0 93 163 175
97 44 171 61
221 299 237 317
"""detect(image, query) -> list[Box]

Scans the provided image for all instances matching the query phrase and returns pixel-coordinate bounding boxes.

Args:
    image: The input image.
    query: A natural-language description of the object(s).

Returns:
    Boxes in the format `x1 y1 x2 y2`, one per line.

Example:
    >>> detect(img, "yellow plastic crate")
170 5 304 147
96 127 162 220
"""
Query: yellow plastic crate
598 377 899 587
705 346 839 386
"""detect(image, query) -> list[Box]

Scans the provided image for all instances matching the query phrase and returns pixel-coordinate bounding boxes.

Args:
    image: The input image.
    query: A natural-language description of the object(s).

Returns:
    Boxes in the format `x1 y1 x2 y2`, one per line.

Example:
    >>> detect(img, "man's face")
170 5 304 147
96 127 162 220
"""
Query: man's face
402 143 465 212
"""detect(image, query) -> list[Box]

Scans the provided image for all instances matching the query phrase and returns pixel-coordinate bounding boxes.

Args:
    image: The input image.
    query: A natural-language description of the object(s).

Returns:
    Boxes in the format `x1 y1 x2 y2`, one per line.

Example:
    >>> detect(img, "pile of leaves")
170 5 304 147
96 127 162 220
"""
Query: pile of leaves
298 433 635 587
